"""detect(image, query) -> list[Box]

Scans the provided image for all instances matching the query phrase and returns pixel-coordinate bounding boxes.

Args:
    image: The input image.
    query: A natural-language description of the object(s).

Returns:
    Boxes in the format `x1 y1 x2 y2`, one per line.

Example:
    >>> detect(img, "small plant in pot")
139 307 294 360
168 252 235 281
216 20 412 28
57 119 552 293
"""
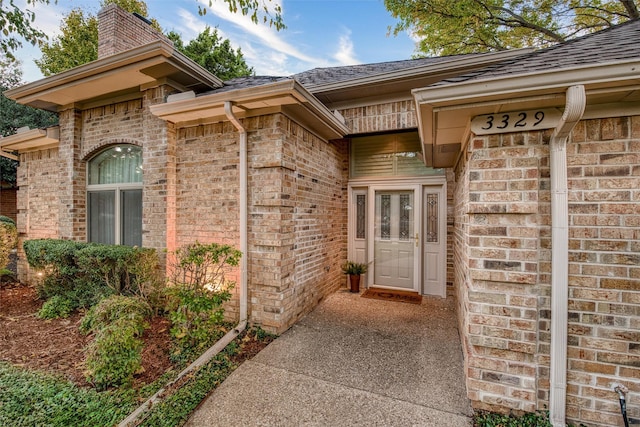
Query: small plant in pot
341 261 367 293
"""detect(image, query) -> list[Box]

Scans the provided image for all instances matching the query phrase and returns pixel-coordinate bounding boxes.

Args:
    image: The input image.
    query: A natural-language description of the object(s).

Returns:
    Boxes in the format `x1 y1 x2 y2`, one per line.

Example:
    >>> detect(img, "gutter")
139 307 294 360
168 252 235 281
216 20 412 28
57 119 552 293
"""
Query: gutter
118 101 250 427
548 85 586 427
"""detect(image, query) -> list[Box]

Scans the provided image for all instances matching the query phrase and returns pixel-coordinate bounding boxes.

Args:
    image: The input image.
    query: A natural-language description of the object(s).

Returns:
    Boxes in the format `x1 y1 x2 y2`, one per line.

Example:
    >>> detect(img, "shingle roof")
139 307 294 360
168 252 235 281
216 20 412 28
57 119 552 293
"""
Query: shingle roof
432 18 640 86
292 55 479 87
212 19 640 96
212 54 484 95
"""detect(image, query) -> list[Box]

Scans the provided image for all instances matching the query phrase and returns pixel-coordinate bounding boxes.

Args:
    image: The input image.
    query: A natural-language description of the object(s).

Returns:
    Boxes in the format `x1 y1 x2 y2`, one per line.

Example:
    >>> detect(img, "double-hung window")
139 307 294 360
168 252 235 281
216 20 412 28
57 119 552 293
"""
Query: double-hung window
87 145 143 246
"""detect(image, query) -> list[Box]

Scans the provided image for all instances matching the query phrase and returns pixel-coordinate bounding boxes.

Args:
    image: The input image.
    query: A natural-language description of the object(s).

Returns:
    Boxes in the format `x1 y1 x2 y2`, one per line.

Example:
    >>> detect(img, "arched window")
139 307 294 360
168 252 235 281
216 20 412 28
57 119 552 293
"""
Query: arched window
87 145 142 246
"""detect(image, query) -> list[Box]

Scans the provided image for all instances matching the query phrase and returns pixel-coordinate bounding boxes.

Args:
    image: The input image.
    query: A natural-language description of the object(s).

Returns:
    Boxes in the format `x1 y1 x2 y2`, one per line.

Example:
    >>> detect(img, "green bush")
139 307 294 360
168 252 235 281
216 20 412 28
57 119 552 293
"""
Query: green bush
83 295 151 390
0 219 17 271
167 242 240 362
80 295 151 334
37 295 75 319
23 239 92 306
23 239 161 315
0 215 15 225
76 244 161 302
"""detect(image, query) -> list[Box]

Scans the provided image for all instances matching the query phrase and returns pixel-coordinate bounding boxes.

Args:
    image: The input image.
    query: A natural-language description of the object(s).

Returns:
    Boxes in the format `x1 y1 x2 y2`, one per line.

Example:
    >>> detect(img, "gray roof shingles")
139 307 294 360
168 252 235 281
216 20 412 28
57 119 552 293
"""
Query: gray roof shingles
432 18 640 86
208 19 640 96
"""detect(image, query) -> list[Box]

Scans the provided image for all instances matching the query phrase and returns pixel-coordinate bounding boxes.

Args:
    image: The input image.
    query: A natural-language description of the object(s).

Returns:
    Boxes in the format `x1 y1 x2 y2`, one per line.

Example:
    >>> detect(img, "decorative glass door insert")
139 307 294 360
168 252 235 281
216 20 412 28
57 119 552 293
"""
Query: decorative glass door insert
373 190 415 290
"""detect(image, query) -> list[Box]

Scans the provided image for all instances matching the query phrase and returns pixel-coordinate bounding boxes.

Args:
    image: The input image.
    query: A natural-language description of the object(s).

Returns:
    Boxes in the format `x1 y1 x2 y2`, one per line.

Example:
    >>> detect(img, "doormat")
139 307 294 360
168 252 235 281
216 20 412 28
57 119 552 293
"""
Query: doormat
361 288 422 304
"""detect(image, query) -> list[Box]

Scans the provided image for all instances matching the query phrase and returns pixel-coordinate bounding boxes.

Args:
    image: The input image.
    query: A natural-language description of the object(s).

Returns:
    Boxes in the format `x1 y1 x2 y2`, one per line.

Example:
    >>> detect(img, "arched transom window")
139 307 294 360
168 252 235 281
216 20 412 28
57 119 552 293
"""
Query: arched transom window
87 144 142 246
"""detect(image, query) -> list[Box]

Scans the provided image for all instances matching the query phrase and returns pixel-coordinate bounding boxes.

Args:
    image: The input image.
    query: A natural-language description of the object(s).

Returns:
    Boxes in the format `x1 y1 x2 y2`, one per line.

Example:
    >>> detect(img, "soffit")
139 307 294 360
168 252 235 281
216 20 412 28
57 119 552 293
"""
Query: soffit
5 41 222 112
150 80 350 141
413 60 640 168
0 127 60 154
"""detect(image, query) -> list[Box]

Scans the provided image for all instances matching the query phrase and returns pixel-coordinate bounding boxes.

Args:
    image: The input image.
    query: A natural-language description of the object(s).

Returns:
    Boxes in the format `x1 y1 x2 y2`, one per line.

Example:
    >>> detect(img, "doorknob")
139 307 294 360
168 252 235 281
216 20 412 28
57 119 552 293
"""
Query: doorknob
415 233 419 247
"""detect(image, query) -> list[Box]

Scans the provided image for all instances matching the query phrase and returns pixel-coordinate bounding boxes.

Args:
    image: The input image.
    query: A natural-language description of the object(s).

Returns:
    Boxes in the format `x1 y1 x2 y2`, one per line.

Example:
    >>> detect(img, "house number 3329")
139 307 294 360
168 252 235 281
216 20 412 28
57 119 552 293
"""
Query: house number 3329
471 108 561 135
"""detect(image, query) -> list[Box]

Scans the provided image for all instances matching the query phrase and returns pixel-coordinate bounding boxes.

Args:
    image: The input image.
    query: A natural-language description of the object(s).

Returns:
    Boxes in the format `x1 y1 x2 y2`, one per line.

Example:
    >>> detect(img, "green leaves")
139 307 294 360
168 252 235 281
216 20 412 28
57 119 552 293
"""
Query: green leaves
167 241 239 363
0 0 49 60
0 362 136 426
173 26 255 81
385 0 640 56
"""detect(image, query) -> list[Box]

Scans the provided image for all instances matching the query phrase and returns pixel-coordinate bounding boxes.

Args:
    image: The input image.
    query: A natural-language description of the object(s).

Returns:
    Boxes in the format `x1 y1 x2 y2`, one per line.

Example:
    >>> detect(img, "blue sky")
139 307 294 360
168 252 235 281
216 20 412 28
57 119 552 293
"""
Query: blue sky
16 0 418 83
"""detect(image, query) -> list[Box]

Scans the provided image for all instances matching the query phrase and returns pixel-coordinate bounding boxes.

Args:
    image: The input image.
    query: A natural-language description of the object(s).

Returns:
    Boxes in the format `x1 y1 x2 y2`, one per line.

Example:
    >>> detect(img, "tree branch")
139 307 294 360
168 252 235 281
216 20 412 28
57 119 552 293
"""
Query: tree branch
489 5 566 42
620 0 640 19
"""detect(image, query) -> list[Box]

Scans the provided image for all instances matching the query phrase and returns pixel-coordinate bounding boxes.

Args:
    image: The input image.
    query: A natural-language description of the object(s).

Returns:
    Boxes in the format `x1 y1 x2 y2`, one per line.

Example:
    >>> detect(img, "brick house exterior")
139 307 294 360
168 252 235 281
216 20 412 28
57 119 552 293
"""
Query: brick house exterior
2 5 639 426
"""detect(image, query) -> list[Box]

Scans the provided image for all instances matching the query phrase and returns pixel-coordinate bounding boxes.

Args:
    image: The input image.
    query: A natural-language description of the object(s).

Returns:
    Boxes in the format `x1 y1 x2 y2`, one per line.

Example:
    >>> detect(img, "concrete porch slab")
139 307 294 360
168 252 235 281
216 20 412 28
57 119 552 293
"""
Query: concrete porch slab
186 290 471 426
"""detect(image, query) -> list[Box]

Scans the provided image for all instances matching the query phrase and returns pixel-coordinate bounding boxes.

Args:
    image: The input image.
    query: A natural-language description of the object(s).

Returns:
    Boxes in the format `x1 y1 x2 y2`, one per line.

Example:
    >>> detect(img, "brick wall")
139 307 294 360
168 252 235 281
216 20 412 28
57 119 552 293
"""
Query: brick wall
15 148 62 282
339 100 417 133
97 4 170 59
456 114 640 426
0 187 17 222
174 113 348 333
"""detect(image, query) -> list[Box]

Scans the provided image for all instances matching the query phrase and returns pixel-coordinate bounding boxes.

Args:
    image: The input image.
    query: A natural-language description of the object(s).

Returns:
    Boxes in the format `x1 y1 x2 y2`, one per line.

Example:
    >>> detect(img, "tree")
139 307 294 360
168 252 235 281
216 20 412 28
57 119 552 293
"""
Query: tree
36 8 98 76
0 57 58 185
385 0 640 56
0 0 50 60
39 1 253 80
1 0 283 61
168 27 253 81
36 0 158 76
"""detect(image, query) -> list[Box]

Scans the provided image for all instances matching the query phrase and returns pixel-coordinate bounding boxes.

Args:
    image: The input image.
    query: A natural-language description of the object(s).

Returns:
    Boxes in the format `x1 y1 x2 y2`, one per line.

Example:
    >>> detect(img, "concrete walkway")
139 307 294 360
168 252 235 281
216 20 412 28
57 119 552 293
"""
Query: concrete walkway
186 289 472 426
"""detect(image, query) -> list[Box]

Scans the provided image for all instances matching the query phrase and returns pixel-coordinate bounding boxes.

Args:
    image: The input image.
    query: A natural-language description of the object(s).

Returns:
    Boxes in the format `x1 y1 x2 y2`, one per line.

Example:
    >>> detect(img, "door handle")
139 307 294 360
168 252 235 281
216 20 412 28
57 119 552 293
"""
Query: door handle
415 233 419 247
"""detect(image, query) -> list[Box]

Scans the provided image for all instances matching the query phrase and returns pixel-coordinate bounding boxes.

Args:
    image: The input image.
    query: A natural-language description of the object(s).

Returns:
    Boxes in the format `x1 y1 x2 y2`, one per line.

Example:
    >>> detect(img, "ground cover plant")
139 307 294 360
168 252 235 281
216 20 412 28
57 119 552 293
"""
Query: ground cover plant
473 410 586 427
0 239 274 426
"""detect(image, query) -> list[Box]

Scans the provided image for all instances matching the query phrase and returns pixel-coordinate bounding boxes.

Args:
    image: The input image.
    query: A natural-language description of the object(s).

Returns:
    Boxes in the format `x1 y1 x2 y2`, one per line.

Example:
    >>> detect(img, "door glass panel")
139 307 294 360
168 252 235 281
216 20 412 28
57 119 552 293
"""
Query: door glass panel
426 193 439 243
356 194 366 239
374 190 414 289
88 190 115 245
121 189 142 246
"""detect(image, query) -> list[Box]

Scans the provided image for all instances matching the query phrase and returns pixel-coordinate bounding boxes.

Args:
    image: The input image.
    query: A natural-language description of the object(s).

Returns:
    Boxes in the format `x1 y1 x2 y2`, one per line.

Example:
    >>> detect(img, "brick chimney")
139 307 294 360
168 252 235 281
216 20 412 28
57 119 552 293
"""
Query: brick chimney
97 4 171 59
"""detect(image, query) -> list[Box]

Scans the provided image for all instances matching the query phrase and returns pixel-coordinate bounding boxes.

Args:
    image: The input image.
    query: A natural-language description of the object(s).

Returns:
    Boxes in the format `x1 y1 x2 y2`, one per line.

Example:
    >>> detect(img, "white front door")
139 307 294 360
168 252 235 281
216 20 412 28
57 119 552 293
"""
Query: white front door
373 189 418 291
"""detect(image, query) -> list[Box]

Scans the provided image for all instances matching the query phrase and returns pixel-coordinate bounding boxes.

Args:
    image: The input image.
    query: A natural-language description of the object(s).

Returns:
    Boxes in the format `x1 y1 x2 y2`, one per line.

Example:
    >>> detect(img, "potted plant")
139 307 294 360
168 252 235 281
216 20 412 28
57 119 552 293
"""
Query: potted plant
341 261 367 293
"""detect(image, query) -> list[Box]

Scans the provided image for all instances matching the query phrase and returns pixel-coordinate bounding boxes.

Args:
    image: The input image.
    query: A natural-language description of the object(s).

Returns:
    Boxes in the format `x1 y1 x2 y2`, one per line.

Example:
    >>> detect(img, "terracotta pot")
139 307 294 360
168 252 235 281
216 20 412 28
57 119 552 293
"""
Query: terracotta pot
349 274 361 293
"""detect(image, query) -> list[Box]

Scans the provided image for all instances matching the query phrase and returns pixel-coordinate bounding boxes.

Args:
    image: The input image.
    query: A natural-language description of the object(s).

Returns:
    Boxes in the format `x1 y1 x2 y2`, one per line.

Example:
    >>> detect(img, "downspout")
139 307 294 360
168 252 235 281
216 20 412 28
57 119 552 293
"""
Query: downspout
549 85 586 427
224 101 248 327
118 102 250 427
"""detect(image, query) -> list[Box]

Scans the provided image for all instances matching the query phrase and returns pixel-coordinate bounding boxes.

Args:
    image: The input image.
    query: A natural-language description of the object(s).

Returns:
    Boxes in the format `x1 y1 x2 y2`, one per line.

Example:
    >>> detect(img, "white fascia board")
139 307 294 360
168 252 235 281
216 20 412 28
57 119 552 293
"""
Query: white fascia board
413 59 640 108
5 41 222 104
150 80 350 137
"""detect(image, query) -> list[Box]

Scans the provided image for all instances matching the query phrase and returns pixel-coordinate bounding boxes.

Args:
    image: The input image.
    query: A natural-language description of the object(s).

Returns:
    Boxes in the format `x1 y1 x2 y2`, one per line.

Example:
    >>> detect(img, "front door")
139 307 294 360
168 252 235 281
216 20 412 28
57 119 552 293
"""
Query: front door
373 189 418 291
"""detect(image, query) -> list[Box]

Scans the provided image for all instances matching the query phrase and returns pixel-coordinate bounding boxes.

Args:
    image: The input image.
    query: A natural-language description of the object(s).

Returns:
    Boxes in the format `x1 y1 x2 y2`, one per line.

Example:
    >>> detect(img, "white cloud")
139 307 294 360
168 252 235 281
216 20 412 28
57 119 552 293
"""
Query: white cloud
333 29 359 65
196 0 329 72
171 8 208 40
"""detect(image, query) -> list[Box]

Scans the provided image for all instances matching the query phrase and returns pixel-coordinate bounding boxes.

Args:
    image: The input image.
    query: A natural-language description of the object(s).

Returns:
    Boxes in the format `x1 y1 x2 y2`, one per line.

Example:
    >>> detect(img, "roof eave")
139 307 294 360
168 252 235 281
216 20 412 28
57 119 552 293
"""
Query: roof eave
150 80 350 140
5 40 222 111
413 59 640 168
0 126 60 154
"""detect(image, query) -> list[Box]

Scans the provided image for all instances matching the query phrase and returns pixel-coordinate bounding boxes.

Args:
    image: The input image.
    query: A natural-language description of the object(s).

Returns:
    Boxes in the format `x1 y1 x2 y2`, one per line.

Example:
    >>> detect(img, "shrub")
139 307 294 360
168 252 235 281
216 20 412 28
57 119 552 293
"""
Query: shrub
80 295 151 334
0 219 17 271
23 239 90 305
166 242 240 362
83 295 151 390
76 244 161 303
0 215 15 225
37 295 75 319
23 239 162 315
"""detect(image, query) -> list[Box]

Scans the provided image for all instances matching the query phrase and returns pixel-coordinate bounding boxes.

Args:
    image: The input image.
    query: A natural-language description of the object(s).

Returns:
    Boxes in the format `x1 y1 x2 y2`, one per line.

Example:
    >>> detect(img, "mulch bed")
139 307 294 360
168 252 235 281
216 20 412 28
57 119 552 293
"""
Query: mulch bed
0 282 173 387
